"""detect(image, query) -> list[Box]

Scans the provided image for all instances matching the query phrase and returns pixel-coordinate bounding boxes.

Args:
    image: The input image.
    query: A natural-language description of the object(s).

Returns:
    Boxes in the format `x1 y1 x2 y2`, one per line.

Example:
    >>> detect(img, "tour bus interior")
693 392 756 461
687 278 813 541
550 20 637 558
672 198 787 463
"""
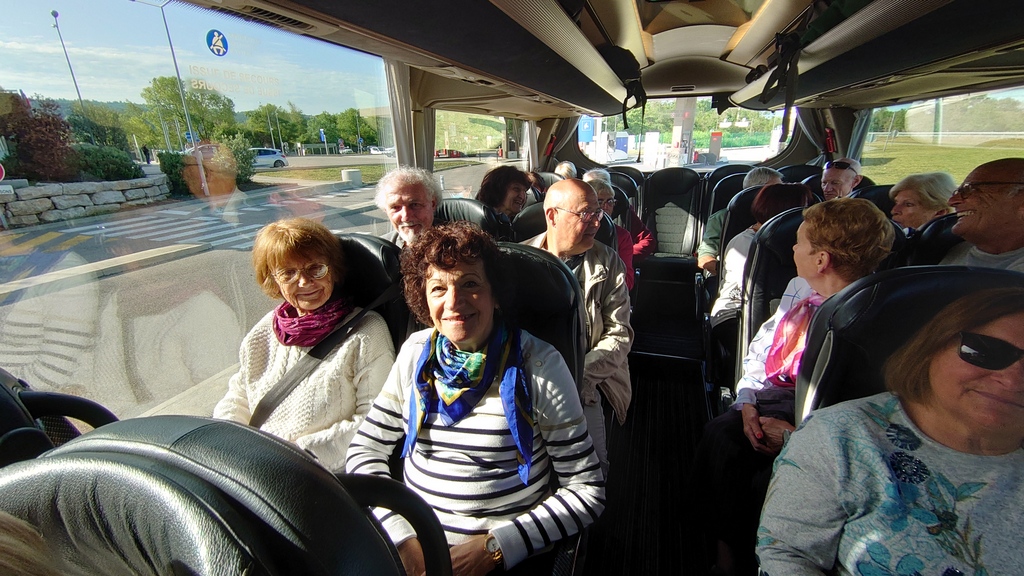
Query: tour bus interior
5 0 1024 574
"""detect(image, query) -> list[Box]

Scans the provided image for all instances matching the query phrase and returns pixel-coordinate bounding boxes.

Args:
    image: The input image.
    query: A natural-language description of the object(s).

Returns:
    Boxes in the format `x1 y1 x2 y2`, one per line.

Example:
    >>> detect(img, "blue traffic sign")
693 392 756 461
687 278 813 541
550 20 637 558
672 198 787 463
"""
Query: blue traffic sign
319 128 326 142
207 30 228 57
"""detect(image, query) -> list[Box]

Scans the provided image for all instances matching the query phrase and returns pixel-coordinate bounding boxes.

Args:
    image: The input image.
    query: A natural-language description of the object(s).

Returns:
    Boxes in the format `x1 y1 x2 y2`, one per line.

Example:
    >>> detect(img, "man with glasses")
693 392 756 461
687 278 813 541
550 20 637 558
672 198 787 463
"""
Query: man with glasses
523 179 633 475
821 158 862 200
940 158 1024 272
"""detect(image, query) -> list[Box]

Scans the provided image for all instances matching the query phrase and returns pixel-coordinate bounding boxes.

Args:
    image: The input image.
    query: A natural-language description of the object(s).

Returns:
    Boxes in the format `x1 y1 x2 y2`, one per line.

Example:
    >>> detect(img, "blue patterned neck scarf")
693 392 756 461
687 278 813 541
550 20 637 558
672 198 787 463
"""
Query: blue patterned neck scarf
402 322 535 484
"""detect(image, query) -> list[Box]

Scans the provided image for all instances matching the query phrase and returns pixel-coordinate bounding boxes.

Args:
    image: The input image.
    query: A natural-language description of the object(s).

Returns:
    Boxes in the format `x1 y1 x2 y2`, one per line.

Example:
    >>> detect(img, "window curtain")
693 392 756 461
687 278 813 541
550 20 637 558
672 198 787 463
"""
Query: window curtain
795 108 829 165
415 107 435 172
846 108 872 161
384 58 414 166
545 116 581 171
525 120 539 169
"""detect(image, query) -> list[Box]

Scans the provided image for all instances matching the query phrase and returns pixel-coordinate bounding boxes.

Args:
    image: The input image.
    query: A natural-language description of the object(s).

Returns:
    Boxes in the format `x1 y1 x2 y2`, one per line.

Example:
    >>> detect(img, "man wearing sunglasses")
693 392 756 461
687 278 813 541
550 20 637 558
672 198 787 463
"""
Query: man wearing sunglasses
940 158 1024 272
821 158 863 200
523 179 633 476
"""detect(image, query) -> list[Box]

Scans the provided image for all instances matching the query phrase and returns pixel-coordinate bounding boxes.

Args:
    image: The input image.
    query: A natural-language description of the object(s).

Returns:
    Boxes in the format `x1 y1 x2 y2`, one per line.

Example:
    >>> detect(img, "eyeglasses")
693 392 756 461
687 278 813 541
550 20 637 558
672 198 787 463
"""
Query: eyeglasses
554 206 605 223
958 331 1024 371
824 160 858 175
597 198 617 207
951 181 1024 200
273 263 329 284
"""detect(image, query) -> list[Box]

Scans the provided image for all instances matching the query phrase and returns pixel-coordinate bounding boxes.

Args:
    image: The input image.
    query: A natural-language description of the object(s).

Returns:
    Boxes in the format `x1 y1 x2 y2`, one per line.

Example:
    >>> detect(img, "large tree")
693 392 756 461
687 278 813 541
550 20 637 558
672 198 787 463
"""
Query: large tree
140 76 236 144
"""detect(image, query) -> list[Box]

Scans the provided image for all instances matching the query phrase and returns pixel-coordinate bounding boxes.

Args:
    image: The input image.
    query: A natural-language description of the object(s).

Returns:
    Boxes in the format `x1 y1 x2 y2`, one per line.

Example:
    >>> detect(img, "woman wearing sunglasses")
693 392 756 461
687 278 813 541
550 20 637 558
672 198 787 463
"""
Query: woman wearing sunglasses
757 286 1024 575
213 217 395 472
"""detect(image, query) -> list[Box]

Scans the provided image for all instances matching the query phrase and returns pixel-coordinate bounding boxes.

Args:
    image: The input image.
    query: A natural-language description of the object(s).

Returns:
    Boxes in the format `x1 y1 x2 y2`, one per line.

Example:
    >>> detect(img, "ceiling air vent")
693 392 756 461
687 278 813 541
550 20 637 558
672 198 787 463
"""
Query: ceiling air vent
210 5 315 31
671 85 696 92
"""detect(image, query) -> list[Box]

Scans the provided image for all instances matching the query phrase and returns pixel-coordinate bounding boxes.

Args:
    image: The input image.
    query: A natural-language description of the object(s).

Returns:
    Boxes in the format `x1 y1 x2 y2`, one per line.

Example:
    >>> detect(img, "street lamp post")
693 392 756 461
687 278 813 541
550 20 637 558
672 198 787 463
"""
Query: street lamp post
130 0 209 196
51 10 95 145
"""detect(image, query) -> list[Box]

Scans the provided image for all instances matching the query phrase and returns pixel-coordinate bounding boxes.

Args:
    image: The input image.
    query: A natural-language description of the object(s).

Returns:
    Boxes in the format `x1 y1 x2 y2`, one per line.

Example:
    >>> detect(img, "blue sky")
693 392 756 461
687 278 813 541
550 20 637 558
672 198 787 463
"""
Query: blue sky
0 0 388 114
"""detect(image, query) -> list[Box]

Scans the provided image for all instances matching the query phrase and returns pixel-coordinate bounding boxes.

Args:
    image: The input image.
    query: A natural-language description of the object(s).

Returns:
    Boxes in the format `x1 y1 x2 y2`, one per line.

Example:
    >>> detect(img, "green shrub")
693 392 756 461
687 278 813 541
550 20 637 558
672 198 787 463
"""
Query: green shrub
157 151 190 197
221 134 256 184
73 143 144 181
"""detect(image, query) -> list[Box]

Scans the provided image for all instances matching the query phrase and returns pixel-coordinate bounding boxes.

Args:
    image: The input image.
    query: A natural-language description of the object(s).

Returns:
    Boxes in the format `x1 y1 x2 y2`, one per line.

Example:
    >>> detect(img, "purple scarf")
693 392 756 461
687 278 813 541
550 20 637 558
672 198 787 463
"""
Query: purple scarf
272 289 354 347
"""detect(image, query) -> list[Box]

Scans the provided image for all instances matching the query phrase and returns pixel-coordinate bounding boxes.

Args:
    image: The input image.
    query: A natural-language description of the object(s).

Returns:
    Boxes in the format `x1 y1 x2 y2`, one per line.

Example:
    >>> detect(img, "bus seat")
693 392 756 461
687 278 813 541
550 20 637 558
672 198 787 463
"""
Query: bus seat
537 171 564 189
719 185 767 258
608 171 638 201
0 366 118 467
608 166 645 195
801 173 822 197
778 164 822 183
848 184 894 216
0 416 453 576
738 207 804 377
434 197 514 241
336 233 410 351
497 243 587 388
704 164 751 211
641 167 703 258
895 212 963 266
512 203 617 251
610 184 630 224
795 267 1024 420
711 175 753 226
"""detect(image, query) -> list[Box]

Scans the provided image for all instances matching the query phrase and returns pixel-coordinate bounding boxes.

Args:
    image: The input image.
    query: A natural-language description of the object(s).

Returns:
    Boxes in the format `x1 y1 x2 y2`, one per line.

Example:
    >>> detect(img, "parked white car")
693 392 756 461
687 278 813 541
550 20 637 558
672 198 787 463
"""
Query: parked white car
250 148 289 168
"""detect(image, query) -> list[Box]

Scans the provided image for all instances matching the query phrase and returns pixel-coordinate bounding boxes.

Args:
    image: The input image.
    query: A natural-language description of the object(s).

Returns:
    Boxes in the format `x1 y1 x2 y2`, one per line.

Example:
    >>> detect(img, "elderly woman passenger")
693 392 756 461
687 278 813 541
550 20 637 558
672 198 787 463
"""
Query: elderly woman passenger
476 166 531 220
758 287 1024 575
213 218 395 472
346 222 604 576
888 171 956 232
590 178 635 289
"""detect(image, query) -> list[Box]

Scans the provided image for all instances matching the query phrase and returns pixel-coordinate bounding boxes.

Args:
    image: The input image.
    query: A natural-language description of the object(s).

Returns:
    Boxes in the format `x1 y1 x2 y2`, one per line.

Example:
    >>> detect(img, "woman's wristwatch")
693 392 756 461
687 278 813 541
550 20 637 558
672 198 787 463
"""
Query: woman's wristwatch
484 534 503 567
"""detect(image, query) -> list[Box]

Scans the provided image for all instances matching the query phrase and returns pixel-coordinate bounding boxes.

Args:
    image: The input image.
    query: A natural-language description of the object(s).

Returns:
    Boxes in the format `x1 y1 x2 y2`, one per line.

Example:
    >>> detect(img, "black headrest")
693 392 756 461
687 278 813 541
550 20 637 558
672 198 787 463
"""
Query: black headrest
608 166 645 192
797 267 1024 418
608 171 638 199
644 167 701 204
779 164 821 183
711 173 751 216
720 185 764 253
536 171 563 189
0 416 411 576
512 202 546 243
741 207 804 347
705 164 751 194
854 175 876 190
434 197 513 240
610 185 630 221
0 368 54 467
498 244 586 386
596 212 617 250
801 173 823 197
337 233 409 350
897 212 963 266
848 184 894 217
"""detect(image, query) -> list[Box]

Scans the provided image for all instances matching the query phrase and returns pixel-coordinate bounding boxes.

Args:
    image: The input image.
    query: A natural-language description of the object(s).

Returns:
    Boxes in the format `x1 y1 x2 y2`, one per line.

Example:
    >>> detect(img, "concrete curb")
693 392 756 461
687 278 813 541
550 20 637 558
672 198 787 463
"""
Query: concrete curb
0 243 211 303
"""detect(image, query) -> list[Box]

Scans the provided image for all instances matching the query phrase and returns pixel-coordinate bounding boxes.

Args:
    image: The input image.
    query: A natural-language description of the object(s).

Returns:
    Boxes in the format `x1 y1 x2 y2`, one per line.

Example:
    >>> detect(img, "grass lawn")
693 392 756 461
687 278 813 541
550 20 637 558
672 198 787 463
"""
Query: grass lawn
267 160 480 184
860 137 1024 184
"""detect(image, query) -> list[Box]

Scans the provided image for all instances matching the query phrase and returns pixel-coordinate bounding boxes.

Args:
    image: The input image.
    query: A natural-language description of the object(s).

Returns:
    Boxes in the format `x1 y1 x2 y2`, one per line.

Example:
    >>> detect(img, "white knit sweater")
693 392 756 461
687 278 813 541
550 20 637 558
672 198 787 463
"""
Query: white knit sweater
213 307 395 472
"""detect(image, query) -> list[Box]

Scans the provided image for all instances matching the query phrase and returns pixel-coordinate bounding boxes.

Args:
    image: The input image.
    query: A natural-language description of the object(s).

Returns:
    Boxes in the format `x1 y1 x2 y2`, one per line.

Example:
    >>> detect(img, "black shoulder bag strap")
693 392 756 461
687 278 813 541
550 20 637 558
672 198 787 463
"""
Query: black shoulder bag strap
248 282 402 429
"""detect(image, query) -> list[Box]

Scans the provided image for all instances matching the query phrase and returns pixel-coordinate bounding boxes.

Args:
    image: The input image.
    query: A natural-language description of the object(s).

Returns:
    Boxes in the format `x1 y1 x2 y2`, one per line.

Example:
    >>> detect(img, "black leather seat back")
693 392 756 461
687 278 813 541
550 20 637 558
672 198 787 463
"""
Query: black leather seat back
611 185 630 222
512 203 616 251
779 164 821 183
0 416 411 576
796 267 1024 418
536 171 563 189
848 184 894 217
642 167 702 257
608 171 638 201
337 234 410 350
709 173 749 218
720 185 764 256
498 244 587 387
801 174 823 198
896 213 963 266
434 197 513 241
0 368 54 467
740 207 804 356
705 164 751 204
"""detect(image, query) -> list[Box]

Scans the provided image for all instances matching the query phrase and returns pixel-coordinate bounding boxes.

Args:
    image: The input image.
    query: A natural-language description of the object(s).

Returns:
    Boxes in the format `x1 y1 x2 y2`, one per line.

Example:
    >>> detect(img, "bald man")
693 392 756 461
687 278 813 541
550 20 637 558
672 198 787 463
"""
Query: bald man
940 158 1024 272
523 179 633 474
820 157 863 200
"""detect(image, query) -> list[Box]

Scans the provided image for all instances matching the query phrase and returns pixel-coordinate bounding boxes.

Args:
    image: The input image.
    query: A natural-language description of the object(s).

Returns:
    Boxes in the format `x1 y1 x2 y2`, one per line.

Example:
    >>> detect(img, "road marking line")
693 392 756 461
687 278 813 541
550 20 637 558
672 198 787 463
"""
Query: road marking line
51 235 92 252
1 232 62 255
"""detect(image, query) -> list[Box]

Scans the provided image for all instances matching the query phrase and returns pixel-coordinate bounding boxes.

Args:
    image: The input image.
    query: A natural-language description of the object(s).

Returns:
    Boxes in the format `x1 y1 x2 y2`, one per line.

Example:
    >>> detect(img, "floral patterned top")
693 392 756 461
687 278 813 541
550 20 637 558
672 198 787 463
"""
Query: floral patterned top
757 392 1024 576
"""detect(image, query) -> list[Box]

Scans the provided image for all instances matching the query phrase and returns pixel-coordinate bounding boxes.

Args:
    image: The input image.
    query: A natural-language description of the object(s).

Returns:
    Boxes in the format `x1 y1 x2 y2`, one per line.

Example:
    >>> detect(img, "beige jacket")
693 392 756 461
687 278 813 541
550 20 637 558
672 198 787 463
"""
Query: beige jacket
524 234 633 423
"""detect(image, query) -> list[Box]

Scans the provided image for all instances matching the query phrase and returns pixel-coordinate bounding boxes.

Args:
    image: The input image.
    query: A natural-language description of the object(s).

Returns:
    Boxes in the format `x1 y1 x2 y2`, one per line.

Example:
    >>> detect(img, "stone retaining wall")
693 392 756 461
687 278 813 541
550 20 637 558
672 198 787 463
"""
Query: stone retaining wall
1 175 170 228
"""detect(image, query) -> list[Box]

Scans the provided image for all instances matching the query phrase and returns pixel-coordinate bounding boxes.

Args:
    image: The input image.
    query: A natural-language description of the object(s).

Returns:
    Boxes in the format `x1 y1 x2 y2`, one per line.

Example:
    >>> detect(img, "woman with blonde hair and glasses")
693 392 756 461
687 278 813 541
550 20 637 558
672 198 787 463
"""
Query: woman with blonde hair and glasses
214 217 394 472
758 287 1024 575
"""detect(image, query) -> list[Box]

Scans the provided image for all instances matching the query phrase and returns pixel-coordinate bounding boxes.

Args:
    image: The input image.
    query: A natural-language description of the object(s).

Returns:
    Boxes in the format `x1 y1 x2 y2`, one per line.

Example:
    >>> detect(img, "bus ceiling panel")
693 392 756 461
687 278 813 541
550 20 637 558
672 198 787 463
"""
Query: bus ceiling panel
250 0 628 116
580 0 649 68
411 70 579 120
642 56 751 98
724 0 817 68
729 0 1024 110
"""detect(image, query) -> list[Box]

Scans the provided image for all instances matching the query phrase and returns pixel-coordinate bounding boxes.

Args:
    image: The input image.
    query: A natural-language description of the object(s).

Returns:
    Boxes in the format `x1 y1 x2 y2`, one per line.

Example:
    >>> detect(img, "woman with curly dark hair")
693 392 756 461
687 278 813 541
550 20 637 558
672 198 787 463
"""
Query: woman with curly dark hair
475 165 531 219
346 222 604 576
